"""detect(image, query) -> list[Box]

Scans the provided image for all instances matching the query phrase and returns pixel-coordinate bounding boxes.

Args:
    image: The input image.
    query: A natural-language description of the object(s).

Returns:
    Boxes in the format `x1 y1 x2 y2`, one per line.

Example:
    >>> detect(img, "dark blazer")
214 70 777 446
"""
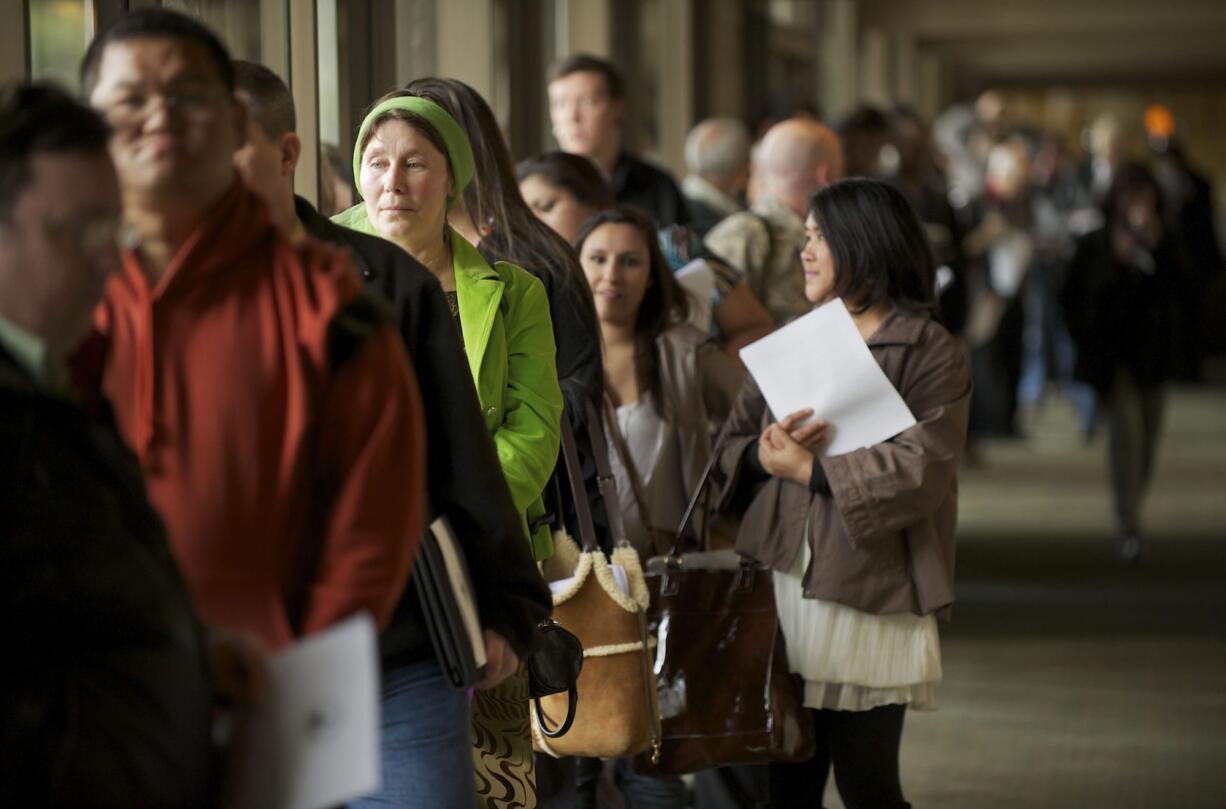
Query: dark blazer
0 346 214 808
613 151 691 228
297 197 551 659
478 230 609 542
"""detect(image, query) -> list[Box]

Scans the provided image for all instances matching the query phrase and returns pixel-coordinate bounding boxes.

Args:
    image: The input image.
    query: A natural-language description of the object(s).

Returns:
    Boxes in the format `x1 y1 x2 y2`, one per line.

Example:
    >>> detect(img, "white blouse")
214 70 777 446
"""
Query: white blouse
608 393 689 554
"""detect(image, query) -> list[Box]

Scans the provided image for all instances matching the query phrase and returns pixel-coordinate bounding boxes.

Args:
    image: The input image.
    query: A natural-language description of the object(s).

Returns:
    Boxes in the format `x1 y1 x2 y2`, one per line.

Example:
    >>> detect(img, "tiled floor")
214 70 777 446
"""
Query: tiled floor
827 387 1226 809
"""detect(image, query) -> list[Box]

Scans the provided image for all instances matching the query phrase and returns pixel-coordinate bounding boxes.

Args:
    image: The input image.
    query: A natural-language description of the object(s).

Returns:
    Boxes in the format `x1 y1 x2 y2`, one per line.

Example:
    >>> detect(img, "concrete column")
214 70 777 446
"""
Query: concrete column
0 3 29 84
259 0 289 79
859 26 891 107
701 0 746 119
436 0 495 100
656 0 693 176
558 0 611 57
289 0 320 206
916 49 944 121
818 0 858 122
317 0 340 146
395 0 436 86
893 29 918 106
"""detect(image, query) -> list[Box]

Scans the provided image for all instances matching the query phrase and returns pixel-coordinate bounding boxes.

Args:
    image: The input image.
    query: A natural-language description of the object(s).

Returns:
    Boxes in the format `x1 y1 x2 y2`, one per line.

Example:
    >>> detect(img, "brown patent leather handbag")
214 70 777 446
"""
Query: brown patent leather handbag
632 446 816 776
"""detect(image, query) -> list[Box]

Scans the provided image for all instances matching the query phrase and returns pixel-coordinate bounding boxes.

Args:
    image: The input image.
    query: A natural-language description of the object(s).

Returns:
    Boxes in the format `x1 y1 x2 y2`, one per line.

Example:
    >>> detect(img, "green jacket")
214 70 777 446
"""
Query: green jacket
450 229 562 560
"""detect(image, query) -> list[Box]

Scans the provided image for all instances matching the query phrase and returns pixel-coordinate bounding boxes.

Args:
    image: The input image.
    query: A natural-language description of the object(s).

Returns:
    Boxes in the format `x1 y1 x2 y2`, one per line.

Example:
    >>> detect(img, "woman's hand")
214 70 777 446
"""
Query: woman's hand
758 421 817 487
474 629 519 691
206 627 268 709
776 409 830 451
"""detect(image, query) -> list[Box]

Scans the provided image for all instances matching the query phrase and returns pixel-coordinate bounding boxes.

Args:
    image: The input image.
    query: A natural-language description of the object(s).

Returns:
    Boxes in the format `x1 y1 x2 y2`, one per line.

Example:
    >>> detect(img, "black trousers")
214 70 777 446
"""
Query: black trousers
769 704 911 809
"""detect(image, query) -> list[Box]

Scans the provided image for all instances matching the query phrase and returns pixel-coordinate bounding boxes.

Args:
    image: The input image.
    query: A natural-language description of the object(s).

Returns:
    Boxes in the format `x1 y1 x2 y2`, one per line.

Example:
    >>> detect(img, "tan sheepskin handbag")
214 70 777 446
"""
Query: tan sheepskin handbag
531 401 661 762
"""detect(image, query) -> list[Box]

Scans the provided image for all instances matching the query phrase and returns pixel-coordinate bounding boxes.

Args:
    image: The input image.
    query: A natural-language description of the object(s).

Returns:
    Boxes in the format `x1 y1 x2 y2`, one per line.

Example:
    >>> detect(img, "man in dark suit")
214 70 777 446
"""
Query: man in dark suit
0 81 220 808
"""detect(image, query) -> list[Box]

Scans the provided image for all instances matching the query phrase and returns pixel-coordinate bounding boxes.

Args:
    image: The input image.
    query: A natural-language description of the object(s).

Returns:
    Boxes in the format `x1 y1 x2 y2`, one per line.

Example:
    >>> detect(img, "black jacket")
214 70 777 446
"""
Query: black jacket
0 347 214 808
1060 226 1179 394
297 197 550 660
613 151 691 228
478 231 609 546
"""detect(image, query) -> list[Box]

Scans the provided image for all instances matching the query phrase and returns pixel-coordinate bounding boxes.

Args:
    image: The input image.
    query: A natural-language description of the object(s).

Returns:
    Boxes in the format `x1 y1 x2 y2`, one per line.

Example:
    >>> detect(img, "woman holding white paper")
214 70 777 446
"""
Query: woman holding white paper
717 178 972 809
572 205 744 807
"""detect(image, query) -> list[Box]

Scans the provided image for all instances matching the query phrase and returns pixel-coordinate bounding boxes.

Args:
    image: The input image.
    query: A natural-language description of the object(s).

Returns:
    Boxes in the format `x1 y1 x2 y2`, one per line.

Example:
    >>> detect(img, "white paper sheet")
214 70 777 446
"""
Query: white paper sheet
429 516 487 669
229 613 381 809
738 299 917 457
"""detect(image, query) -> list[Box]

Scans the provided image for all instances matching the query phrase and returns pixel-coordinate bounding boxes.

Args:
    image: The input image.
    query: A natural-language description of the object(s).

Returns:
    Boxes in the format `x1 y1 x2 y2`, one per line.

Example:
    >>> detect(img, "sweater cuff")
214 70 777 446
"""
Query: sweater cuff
743 439 770 484
809 458 832 496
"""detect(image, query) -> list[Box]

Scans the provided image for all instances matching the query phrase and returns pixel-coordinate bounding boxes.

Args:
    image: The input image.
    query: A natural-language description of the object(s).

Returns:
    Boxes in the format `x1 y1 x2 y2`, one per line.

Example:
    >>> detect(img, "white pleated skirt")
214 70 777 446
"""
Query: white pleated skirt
774 537 942 712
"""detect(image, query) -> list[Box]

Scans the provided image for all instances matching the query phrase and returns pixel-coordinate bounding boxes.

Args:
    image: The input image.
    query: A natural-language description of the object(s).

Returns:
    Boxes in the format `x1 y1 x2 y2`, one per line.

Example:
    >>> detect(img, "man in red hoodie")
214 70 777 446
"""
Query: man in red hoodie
78 9 426 649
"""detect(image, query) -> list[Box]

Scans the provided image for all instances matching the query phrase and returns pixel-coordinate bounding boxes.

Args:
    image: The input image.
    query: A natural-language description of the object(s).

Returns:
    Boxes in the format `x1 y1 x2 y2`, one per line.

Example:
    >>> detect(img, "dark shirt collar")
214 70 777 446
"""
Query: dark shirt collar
610 151 634 196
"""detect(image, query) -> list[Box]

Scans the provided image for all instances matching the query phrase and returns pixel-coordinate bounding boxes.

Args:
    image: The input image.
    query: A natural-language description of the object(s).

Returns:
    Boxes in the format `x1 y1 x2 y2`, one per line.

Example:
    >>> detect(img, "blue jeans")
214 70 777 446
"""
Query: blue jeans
349 658 475 809
575 756 688 809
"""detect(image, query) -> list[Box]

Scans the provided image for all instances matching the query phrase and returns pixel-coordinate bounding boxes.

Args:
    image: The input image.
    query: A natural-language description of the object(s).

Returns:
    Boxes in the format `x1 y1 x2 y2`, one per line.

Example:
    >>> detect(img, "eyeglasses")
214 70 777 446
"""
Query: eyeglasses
97 89 223 129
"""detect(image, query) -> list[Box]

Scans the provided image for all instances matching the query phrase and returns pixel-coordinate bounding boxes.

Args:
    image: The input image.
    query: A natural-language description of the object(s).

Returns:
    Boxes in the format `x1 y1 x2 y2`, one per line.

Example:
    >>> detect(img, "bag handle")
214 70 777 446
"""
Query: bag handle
557 407 600 553
584 398 632 548
602 394 661 540
666 423 732 560
604 396 732 561
534 685 578 738
583 398 660 758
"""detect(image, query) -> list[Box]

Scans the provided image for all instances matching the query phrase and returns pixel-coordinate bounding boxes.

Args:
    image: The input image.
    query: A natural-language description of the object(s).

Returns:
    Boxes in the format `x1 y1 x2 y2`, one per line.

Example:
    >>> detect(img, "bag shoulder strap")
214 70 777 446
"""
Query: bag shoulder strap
557 408 599 552
602 394 659 535
584 398 631 548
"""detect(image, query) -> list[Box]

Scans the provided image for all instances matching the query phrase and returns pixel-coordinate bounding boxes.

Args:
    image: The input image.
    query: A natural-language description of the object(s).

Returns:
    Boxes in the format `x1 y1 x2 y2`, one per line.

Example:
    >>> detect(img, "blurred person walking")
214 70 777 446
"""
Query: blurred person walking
1060 163 1180 562
232 62 550 808
78 9 426 650
718 179 971 809
1149 133 1224 381
548 54 689 227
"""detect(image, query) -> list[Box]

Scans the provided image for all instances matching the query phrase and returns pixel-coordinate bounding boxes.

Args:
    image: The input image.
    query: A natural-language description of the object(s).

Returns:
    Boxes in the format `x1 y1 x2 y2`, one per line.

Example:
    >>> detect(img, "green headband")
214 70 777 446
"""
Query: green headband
351 95 475 212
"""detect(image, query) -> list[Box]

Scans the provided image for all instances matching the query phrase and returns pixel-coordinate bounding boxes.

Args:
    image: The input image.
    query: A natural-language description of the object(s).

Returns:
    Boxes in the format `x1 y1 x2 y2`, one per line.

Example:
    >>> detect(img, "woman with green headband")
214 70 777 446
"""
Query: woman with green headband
336 92 562 808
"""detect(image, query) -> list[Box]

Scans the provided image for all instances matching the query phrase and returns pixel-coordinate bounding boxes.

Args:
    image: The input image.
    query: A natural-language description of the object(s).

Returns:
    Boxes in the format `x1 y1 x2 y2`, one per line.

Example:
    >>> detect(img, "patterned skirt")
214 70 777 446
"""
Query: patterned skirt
471 665 536 808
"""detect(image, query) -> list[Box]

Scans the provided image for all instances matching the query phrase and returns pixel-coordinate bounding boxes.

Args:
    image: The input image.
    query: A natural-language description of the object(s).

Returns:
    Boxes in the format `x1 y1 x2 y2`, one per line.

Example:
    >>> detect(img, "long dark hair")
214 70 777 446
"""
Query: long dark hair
574 206 690 413
403 78 594 312
809 178 937 318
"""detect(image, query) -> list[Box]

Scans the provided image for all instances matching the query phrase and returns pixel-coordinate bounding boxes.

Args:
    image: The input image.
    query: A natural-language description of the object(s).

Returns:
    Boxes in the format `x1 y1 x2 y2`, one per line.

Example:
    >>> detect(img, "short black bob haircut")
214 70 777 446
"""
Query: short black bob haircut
80 8 235 98
809 177 938 319
0 81 111 222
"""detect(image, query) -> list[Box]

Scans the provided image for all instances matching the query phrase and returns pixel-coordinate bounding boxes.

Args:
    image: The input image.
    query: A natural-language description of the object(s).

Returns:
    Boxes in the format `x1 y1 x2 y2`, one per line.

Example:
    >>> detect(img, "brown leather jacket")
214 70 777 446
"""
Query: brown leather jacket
717 308 971 619
615 324 744 555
